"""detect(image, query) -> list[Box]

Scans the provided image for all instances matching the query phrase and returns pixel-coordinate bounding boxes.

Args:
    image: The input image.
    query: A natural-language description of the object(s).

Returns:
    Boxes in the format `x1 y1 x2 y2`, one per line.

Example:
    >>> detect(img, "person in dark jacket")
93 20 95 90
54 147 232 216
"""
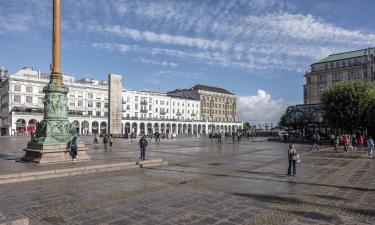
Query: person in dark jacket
139 135 148 160
103 134 109 150
70 136 78 161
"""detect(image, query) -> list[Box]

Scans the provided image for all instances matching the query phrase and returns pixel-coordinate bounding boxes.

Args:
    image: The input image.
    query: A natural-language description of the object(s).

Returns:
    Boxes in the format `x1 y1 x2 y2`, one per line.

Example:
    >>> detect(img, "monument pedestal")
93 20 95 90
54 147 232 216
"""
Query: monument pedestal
22 143 90 164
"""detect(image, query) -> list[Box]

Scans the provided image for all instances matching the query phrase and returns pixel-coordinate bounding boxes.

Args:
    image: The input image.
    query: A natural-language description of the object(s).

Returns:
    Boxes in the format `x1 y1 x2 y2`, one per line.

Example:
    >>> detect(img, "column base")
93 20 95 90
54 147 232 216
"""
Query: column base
21 143 90 164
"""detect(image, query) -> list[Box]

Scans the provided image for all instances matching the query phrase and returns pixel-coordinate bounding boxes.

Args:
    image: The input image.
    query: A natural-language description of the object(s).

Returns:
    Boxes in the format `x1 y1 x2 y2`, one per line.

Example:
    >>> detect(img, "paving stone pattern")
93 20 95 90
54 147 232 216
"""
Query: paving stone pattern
0 136 374 224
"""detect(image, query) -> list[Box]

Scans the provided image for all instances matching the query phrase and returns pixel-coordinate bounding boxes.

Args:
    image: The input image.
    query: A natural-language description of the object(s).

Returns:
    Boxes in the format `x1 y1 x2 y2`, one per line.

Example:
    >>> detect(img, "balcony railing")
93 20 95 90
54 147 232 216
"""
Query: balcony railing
160 111 166 115
140 109 148 113
140 100 148 105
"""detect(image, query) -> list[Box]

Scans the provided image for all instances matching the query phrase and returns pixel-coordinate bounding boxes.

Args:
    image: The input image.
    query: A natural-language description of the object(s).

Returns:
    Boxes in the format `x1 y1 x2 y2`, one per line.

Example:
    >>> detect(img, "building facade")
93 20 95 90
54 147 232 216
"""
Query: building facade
167 84 237 122
0 67 242 136
304 48 375 104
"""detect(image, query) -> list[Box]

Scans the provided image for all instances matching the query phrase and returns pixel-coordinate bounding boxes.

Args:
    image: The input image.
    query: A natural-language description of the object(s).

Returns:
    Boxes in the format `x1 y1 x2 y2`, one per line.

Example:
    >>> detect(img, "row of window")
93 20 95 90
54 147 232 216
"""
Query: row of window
312 57 364 72
204 102 235 109
202 116 234 122
125 96 199 107
69 101 108 108
203 109 232 115
202 96 235 103
13 95 43 104
124 113 189 120
307 70 365 84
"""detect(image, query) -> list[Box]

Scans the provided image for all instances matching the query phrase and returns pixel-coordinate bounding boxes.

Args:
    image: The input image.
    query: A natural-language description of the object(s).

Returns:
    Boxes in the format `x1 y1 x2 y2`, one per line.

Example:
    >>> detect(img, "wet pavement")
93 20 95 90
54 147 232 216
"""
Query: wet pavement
0 136 374 224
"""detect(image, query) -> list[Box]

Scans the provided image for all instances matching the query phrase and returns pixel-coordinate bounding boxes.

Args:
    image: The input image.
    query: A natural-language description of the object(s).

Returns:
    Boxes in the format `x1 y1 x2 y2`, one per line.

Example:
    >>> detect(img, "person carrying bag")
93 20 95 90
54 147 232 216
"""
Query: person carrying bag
287 144 299 176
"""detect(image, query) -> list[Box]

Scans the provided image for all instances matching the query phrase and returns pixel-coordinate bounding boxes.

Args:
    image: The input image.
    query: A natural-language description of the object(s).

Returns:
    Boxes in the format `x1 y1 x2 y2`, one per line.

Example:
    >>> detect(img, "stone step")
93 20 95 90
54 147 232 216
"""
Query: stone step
140 161 169 168
0 159 168 185
0 217 29 225
137 159 163 165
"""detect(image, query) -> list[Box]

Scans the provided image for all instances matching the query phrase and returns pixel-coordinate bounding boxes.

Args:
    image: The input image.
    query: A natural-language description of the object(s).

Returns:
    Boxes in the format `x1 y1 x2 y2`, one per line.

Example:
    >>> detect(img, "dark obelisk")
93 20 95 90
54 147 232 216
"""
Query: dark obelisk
21 0 90 163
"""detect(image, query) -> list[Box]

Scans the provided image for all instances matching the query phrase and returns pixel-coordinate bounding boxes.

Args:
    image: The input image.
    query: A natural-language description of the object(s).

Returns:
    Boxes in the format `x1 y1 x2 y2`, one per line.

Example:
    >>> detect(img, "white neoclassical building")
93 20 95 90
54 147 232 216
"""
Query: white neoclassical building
0 67 242 136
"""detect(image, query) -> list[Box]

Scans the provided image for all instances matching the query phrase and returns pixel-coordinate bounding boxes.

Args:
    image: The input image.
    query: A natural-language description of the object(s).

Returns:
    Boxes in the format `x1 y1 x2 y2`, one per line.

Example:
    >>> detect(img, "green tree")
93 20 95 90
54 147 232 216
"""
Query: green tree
243 122 251 131
321 79 375 132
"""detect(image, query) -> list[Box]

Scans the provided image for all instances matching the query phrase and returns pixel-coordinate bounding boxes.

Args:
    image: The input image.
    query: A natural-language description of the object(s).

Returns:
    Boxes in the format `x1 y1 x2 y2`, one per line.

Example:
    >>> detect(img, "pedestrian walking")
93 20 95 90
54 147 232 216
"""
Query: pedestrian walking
287 144 298 176
69 136 78 161
342 134 349 152
109 134 114 150
367 136 374 159
351 134 357 151
311 133 320 151
334 136 340 153
93 133 99 145
330 134 335 146
217 132 222 144
139 135 148 160
359 135 364 152
103 133 109 150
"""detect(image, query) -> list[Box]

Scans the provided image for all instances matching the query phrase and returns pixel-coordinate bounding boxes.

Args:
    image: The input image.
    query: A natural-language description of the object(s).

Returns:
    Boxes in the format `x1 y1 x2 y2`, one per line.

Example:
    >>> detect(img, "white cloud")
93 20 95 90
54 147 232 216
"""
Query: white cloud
238 90 287 123
85 1 375 75
91 25 231 51
138 57 178 67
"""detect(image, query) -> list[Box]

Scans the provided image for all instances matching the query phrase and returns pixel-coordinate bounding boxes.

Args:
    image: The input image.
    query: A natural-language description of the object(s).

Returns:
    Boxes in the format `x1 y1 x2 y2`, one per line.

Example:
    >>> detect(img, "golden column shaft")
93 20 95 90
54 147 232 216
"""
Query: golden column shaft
52 0 62 86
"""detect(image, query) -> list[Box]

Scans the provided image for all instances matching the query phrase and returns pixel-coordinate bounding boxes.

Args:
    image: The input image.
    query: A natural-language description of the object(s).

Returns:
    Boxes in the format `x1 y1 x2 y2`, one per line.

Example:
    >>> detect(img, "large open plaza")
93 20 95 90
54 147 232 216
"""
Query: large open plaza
0 136 374 225
2 0 375 224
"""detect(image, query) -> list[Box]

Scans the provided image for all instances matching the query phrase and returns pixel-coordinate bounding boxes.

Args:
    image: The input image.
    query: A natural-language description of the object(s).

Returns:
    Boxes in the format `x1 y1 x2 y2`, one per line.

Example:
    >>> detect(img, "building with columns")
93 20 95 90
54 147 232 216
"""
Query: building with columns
0 67 242 136
304 47 375 104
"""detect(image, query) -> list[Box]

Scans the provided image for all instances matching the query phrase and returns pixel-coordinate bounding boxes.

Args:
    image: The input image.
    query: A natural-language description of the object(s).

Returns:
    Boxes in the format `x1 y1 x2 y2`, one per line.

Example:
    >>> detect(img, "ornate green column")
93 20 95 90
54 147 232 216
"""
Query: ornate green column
21 0 90 163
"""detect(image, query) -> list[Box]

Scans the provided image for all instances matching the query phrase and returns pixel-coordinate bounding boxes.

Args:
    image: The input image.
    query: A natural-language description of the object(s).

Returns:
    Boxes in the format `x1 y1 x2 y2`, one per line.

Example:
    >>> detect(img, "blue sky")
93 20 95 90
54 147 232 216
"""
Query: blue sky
1 0 375 124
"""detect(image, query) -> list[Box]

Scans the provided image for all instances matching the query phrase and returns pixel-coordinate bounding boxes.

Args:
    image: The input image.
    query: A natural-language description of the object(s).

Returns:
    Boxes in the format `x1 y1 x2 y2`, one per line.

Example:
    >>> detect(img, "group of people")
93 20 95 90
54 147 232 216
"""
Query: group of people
310 133 373 159
93 133 114 151
290 132 374 175
330 134 373 158
69 133 150 161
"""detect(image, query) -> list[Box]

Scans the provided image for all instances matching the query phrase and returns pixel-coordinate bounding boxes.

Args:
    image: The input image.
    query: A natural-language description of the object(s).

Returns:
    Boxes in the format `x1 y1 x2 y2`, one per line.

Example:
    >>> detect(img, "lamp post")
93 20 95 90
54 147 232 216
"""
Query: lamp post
21 0 90 164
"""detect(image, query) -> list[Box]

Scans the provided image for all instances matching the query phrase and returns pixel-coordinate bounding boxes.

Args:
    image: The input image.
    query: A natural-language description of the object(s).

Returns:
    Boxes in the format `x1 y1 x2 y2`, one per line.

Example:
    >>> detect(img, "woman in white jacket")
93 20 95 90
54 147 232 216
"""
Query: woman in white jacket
287 144 297 176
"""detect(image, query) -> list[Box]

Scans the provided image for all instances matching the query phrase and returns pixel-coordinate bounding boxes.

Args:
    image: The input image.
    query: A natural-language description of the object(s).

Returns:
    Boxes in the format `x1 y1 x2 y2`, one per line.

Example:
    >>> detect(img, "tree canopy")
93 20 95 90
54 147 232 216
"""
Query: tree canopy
243 122 251 131
321 79 375 132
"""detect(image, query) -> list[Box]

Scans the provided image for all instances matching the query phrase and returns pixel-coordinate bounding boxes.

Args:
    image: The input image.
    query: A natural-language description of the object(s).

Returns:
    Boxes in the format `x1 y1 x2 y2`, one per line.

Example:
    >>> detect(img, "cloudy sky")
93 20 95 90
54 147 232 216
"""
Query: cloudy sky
1 0 375 124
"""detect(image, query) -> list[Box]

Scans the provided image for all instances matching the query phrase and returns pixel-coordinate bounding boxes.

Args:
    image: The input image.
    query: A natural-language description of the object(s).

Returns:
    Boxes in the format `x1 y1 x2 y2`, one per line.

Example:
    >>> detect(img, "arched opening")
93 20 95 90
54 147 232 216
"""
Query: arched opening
81 121 89 135
100 121 107 134
125 122 131 135
166 123 171 134
202 124 206 134
92 121 99 134
161 123 166 134
193 124 197 134
172 124 176 134
178 124 182 134
154 123 159 133
188 124 192 134
183 124 187 134
132 122 138 136
140 122 145 135
147 123 153 135
72 120 80 134
16 118 26 134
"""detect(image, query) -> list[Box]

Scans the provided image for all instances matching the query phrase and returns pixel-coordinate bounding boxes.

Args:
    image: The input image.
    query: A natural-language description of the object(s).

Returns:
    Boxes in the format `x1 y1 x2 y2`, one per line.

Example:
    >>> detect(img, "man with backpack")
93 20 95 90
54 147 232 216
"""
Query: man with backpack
69 135 78 161
139 135 148 160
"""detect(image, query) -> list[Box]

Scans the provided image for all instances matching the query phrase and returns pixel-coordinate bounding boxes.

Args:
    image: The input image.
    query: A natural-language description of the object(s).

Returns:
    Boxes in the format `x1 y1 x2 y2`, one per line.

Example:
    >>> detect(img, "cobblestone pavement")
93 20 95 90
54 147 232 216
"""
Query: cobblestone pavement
0 136 374 224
